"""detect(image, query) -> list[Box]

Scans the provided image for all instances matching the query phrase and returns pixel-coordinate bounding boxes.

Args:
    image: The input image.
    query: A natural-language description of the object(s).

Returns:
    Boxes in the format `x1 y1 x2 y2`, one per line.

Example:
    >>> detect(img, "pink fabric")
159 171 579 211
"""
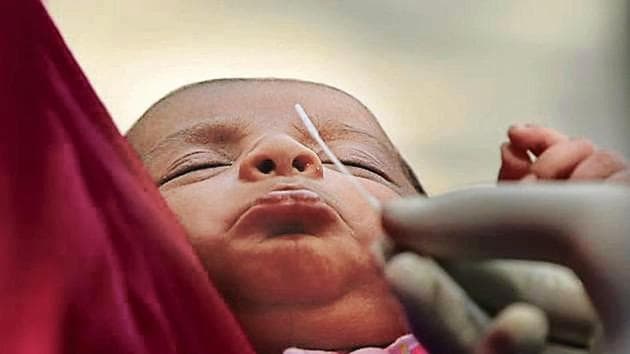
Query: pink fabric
0 1 254 353
284 335 427 354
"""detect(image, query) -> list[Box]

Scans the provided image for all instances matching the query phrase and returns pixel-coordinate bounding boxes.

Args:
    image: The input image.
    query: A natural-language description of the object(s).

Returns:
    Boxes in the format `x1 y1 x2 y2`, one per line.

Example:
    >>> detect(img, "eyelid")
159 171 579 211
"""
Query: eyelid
160 161 230 184
160 151 231 185
322 159 393 184
320 147 396 184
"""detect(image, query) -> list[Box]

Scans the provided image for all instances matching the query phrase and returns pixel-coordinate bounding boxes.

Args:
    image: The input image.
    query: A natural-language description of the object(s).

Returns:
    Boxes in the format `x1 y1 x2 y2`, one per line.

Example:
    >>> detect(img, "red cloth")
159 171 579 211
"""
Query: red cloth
0 1 255 353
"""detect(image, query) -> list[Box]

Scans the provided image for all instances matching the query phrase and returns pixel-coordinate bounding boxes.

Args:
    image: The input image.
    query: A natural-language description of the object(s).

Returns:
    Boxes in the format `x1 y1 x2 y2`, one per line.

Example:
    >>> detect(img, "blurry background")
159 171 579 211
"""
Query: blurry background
46 1 628 194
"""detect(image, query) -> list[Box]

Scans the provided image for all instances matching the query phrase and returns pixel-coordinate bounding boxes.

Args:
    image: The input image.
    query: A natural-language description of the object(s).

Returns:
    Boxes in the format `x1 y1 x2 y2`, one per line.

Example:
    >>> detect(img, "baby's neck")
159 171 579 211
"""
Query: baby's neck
230 280 409 354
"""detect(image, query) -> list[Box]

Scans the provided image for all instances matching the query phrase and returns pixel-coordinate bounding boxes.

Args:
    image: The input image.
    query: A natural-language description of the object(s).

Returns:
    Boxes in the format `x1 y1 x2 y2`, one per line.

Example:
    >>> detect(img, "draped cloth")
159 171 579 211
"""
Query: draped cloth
0 1 255 353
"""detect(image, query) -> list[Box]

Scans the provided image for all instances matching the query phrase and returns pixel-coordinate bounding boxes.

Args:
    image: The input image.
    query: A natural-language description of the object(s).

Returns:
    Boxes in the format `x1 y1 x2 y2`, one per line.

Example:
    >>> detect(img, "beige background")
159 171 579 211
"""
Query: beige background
46 1 628 194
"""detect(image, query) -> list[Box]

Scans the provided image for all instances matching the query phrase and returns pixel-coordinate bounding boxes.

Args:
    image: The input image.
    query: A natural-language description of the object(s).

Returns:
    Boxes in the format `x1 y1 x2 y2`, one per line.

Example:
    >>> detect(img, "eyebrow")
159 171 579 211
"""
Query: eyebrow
141 118 249 162
142 114 394 163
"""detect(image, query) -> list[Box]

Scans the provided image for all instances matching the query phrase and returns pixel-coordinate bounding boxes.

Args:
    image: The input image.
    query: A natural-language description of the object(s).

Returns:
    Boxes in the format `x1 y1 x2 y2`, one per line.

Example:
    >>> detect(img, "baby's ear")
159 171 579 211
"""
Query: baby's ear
498 142 531 181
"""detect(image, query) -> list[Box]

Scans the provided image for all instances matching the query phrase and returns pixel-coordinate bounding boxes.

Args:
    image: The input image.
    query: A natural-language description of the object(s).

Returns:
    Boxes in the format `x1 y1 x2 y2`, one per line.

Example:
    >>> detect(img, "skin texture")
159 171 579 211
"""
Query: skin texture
126 79 418 354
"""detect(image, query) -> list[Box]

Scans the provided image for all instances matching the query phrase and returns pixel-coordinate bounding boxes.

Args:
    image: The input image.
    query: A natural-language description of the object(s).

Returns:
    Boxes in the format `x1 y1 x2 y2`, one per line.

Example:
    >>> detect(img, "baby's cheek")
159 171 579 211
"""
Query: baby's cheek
366 183 403 203
160 190 192 227
159 187 228 238
344 181 399 243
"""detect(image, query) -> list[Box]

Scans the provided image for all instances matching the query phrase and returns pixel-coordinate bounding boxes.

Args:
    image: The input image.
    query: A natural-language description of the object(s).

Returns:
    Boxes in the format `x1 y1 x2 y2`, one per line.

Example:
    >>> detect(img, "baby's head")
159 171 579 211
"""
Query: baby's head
127 78 423 353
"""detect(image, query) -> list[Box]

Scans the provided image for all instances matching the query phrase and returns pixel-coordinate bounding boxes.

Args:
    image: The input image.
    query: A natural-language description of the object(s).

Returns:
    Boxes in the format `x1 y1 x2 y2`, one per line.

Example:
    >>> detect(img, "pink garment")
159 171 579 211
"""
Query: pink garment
284 334 427 354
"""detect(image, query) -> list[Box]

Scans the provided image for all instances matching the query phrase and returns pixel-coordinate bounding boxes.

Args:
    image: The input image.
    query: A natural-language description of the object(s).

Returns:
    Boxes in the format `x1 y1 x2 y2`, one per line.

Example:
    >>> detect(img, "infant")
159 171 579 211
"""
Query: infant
127 78 424 354
126 78 629 354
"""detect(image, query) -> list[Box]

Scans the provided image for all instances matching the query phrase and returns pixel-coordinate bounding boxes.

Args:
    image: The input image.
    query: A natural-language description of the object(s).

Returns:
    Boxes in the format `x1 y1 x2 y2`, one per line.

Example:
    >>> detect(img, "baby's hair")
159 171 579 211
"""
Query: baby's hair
128 78 425 196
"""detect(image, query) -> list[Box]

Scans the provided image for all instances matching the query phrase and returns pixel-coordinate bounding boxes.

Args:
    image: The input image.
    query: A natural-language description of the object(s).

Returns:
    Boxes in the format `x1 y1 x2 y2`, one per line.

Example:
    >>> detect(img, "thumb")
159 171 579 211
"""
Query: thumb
475 303 548 354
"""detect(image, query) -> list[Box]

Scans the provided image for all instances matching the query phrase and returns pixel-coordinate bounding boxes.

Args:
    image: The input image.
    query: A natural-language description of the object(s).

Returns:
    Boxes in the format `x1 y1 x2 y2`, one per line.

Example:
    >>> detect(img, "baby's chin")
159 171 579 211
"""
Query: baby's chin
207 233 379 306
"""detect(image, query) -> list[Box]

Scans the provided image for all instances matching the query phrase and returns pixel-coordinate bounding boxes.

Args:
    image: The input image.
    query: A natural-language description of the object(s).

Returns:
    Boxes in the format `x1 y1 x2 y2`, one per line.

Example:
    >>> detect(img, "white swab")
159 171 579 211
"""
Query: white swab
294 103 381 211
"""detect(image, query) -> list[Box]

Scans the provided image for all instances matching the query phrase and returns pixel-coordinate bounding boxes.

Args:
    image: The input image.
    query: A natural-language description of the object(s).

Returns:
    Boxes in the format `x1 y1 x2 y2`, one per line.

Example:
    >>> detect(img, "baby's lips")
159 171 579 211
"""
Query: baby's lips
232 188 342 239
256 189 321 205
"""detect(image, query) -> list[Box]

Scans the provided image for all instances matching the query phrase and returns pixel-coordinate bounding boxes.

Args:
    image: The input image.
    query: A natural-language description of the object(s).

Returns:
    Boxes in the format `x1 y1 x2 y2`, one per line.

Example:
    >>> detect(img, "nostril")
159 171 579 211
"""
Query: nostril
257 159 275 174
292 156 310 172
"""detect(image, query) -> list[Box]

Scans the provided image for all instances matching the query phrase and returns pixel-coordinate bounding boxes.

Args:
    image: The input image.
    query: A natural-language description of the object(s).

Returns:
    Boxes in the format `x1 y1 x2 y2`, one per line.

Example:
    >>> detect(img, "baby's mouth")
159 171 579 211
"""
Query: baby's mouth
231 188 343 239
255 189 321 205
269 221 306 237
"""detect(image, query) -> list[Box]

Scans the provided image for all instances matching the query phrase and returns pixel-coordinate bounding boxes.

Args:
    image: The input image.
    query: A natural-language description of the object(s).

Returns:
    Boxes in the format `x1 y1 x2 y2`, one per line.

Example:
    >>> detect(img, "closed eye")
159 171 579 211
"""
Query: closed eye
159 162 231 185
323 160 392 183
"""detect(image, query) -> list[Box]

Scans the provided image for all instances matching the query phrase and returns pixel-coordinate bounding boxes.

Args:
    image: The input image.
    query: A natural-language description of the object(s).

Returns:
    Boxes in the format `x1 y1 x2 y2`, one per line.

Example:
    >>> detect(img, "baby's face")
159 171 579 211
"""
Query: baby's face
128 80 417 309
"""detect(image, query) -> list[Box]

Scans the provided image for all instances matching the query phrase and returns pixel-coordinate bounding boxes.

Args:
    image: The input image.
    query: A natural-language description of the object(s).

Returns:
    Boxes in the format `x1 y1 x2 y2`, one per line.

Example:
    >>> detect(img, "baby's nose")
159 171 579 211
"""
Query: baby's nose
238 134 323 181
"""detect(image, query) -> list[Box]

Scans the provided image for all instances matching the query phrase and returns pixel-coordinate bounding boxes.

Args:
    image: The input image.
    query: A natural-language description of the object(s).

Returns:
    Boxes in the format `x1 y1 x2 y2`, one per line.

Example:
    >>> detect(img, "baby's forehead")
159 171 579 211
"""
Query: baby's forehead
128 80 395 156
126 79 422 195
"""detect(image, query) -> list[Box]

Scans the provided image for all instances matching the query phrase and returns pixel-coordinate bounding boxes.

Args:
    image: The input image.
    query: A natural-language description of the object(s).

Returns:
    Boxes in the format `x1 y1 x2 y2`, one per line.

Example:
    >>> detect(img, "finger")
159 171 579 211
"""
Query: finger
382 186 579 261
530 139 595 179
607 169 630 185
385 252 490 354
569 150 628 181
475 303 548 354
499 142 532 181
507 124 569 156
443 260 597 346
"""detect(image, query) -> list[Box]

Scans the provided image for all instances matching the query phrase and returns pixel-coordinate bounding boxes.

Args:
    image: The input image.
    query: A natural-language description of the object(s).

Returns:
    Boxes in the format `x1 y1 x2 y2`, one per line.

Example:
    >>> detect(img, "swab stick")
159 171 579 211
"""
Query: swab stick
294 103 381 211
